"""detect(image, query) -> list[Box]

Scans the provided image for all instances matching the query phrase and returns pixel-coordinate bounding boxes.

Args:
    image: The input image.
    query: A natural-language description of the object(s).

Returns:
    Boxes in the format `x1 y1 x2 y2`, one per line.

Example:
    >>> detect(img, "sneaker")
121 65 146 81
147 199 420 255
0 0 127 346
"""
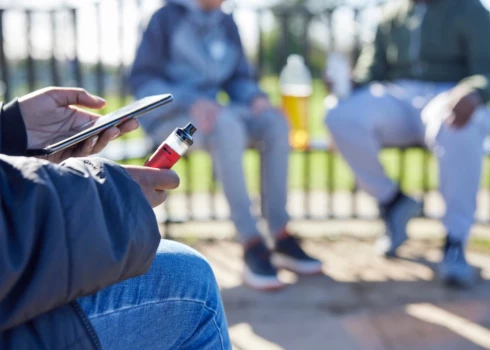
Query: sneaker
271 235 323 275
243 240 284 291
375 192 422 257
438 237 477 288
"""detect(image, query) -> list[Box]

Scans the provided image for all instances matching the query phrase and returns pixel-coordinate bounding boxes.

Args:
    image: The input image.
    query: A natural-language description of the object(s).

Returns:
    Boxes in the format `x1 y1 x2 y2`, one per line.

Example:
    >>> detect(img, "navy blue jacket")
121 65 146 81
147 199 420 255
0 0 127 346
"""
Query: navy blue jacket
0 100 161 349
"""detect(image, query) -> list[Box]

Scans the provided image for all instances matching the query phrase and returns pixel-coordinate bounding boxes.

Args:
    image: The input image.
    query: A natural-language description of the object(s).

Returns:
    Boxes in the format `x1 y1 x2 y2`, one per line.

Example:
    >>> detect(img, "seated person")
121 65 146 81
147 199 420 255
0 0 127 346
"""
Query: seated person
325 0 490 287
129 0 322 291
0 87 230 349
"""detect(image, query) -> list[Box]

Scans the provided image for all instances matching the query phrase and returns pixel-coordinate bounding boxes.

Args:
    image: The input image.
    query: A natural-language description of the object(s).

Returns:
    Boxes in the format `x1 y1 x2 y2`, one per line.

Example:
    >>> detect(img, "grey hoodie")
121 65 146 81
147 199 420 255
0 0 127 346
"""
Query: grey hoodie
129 0 265 134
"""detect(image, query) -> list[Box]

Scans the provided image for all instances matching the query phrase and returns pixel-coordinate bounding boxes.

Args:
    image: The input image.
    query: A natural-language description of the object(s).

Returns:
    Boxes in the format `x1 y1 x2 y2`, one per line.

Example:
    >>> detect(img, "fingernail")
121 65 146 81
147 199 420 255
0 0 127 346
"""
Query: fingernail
112 129 120 140
91 136 98 148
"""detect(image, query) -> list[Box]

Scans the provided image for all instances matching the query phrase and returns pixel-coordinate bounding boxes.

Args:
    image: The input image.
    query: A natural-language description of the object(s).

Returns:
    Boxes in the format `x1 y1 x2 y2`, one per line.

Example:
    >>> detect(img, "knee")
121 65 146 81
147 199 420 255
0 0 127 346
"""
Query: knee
260 109 289 140
325 102 353 136
212 109 247 146
152 240 220 301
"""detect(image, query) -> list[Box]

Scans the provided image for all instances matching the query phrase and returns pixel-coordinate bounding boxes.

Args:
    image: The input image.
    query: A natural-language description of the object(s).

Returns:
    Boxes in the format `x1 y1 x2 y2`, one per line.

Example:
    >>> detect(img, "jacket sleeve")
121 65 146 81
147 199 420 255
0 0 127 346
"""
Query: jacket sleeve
0 155 161 332
0 99 28 156
222 16 266 105
353 14 390 86
458 0 490 103
129 7 199 112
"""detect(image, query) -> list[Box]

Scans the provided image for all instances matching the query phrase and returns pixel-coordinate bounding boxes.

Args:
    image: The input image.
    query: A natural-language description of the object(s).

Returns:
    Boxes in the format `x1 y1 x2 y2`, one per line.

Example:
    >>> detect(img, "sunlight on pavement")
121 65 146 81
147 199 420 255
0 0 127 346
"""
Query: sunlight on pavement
406 303 490 349
230 323 284 350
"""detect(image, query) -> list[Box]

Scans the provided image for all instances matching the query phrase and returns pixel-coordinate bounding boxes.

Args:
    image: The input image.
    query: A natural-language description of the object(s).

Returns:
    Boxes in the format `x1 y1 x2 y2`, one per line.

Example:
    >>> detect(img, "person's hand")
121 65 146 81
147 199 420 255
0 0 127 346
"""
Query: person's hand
189 99 221 133
447 86 482 128
19 87 139 163
251 96 274 115
123 165 180 208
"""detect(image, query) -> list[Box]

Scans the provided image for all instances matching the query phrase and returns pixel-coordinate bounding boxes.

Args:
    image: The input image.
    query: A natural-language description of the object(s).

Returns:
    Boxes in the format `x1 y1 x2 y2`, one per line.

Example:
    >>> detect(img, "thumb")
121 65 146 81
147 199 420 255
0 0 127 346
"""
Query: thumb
46 87 106 109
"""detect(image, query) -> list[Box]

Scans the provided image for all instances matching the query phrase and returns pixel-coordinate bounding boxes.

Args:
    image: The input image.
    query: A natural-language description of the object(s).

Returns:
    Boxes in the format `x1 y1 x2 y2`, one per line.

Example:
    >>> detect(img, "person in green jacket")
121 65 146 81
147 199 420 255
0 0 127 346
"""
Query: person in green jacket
325 0 490 287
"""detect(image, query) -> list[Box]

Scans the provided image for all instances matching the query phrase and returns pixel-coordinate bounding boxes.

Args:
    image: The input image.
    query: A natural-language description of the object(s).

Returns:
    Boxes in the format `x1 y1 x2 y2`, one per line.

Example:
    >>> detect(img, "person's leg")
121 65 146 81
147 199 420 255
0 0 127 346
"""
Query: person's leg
142 113 262 243
423 92 490 286
77 240 231 350
204 108 262 243
325 83 424 202
240 107 323 274
205 107 284 290
241 108 290 236
325 82 425 255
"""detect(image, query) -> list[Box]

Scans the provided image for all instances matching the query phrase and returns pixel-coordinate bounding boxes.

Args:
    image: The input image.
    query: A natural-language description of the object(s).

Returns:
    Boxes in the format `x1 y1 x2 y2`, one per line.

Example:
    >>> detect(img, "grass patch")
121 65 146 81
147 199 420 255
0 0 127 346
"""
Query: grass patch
469 237 490 255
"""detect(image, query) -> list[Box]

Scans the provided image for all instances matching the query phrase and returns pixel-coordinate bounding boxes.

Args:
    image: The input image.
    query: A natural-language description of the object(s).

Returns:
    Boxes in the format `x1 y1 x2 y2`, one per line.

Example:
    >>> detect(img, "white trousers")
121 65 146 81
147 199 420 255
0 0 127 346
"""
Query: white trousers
325 80 490 242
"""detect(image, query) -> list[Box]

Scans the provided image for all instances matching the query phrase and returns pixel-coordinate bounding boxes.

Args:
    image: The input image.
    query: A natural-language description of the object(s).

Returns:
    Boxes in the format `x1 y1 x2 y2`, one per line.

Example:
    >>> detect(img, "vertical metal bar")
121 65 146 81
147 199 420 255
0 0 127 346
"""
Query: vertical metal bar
163 200 171 239
302 10 312 69
210 159 218 221
70 8 83 87
422 149 430 217
185 155 193 221
303 149 311 219
399 148 406 192
117 0 126 106
0 10 10 101
279 11 289 71
351 184 358 219
257 9 264 78
26 10 35 92
95 2 104 97
260 150 267 220
352 7 362 64
327 9 335 52
50 10 60 86
327 150 335 219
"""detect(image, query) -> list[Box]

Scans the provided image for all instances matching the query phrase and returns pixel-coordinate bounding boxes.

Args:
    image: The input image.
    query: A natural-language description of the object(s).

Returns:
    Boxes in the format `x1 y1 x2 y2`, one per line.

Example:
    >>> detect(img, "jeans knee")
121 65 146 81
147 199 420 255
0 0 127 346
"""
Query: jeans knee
153 240 220 303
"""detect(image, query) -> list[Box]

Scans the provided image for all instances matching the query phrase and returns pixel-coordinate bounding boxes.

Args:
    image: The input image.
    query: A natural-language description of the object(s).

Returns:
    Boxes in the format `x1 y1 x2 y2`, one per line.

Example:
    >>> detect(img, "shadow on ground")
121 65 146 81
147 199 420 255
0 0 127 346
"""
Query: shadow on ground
196 239 490 350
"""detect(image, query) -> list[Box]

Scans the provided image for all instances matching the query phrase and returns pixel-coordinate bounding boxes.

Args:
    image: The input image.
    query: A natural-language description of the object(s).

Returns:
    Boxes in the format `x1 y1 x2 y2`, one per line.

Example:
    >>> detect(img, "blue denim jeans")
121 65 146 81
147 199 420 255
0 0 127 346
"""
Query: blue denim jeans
77 240 231 349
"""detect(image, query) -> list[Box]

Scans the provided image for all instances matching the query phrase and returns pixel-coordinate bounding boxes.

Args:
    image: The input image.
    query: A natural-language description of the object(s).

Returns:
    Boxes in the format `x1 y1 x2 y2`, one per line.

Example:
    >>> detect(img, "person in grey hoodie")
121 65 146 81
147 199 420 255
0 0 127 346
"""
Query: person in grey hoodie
129 0 322 291
0 87 231 349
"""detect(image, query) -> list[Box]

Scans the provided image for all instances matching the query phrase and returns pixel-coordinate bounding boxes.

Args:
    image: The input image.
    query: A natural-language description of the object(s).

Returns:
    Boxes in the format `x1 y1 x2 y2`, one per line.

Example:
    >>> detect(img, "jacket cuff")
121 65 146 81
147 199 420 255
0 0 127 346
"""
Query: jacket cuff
1 98 28 156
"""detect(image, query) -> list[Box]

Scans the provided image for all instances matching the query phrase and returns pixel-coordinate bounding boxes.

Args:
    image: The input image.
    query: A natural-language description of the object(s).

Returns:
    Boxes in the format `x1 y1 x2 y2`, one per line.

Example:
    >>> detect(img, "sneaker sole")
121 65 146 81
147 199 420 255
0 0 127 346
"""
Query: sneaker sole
271 253 323 275
243 267 285 292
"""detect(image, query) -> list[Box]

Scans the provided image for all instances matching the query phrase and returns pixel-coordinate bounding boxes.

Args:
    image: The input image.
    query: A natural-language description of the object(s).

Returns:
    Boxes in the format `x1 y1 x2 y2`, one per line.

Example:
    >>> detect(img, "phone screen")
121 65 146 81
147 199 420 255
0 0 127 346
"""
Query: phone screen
27 94 173 156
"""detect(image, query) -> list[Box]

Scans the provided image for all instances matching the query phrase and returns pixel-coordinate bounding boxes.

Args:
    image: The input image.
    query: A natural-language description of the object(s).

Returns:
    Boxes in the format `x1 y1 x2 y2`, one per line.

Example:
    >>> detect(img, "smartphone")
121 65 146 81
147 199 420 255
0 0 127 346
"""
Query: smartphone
26 94 173 156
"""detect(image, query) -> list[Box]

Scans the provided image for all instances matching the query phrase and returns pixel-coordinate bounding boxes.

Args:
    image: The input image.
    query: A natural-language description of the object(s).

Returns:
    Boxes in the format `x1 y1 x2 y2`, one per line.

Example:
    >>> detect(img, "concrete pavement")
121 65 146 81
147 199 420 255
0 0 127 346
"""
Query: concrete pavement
196 239 490 350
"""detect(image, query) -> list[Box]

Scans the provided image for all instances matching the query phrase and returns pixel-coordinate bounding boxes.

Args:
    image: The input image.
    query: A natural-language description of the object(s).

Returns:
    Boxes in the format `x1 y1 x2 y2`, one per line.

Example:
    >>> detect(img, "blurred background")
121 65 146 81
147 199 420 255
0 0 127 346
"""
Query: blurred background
3 0 490 227
3 1 490 349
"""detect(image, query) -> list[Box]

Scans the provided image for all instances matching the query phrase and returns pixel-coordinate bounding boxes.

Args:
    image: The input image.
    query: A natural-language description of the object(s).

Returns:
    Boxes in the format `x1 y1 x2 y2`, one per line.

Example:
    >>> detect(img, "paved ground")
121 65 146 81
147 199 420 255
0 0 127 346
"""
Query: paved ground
195 239 490 350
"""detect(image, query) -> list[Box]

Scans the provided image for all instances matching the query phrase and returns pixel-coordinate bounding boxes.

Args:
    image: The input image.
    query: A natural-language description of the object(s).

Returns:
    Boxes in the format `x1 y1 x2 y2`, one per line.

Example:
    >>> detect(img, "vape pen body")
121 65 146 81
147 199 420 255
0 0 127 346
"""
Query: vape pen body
145 123 197 169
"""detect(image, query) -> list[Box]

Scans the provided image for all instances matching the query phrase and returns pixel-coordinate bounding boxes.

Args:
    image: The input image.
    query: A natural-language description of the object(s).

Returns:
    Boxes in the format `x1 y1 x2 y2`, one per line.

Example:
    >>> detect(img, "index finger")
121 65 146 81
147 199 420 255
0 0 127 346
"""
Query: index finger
154 168 181 190
46 87 106 109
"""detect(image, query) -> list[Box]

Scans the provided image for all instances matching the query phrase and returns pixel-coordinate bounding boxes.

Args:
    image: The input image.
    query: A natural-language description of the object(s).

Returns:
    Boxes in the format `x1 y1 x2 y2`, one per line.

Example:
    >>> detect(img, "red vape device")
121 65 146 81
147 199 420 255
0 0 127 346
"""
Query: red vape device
145 123 197 169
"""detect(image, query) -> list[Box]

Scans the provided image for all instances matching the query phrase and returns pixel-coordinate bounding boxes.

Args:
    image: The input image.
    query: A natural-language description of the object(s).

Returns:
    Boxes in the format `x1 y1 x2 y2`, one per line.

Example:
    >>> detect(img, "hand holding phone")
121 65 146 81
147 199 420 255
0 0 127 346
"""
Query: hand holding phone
25 91 173 160
145 123 197 169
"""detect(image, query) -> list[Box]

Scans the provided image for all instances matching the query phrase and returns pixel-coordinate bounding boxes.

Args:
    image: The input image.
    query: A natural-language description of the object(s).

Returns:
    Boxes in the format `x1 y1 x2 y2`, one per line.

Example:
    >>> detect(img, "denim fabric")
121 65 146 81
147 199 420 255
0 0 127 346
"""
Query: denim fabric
78 240 231 349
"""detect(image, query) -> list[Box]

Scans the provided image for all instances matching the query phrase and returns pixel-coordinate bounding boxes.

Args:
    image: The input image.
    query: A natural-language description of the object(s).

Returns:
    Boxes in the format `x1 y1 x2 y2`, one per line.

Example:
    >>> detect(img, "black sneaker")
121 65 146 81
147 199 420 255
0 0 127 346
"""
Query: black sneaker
243 240 284 291
271 235 323 275
438 237 477 288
